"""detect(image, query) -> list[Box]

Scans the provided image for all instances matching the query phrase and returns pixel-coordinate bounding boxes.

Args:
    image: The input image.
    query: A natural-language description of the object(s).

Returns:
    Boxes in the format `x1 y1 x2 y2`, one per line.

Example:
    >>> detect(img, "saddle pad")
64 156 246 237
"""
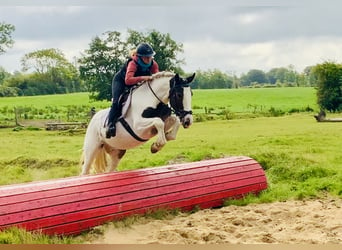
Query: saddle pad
120 95 131 118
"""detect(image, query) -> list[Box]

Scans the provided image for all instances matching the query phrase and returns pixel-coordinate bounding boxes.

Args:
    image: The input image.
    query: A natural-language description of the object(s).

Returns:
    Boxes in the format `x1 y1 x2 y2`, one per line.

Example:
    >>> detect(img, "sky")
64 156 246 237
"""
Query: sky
1 0 342 76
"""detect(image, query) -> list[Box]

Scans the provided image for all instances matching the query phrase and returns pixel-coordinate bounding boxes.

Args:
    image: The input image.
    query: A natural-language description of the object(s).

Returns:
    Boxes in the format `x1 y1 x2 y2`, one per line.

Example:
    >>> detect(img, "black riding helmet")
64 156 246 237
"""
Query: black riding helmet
136 43 155 57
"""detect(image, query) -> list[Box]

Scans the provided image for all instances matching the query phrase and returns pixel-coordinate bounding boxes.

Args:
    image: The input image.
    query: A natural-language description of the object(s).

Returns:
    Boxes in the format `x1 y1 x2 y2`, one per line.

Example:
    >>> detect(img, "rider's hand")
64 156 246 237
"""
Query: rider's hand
142 76 153 82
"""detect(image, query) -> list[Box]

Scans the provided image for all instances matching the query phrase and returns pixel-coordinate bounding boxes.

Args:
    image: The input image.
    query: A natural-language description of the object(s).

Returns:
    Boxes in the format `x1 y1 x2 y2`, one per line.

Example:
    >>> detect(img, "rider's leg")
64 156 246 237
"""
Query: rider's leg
106 75 125 138
106 101 120 138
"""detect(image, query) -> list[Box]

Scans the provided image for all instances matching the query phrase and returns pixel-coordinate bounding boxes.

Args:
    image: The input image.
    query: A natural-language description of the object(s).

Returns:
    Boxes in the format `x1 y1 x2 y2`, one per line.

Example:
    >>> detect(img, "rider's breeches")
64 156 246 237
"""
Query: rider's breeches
107 74 125 126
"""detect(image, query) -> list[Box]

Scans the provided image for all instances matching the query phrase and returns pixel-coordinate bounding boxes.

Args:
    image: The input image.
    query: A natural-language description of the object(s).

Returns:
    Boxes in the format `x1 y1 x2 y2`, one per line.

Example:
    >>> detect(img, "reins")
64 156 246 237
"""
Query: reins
147 81 165 104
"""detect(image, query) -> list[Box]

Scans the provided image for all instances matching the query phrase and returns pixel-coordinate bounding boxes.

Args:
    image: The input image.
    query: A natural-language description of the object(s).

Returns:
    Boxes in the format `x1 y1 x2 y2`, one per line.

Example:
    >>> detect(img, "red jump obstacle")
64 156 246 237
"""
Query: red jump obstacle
0 156 267 236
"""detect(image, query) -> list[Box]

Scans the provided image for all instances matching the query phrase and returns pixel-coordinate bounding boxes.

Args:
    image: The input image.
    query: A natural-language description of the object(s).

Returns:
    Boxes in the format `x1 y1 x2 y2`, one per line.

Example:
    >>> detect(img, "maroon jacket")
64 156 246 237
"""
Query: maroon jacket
125 55 159 85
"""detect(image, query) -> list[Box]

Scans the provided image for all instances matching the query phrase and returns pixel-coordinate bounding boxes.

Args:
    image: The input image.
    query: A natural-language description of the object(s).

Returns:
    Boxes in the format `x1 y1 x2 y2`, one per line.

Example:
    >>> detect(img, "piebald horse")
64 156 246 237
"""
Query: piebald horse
80 71 195 175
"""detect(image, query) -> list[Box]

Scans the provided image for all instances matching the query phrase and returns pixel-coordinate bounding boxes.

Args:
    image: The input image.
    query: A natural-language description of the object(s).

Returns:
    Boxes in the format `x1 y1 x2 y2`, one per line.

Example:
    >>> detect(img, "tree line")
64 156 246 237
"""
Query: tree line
190 65 316 89
1 22 342 111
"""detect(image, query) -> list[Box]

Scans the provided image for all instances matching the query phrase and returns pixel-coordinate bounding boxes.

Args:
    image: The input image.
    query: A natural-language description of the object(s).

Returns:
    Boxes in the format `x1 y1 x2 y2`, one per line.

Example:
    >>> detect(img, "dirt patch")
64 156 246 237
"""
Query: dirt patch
88 197 342 244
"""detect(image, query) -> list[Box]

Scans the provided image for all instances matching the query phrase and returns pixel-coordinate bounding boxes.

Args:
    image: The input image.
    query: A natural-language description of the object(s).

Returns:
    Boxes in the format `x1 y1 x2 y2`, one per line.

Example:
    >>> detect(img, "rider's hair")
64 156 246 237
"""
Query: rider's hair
129 49 137 57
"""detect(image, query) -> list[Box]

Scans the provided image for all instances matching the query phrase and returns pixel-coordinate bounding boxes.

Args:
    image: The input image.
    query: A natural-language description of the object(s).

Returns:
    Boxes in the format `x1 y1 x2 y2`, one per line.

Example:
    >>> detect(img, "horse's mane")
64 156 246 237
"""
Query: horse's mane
151 71 175 80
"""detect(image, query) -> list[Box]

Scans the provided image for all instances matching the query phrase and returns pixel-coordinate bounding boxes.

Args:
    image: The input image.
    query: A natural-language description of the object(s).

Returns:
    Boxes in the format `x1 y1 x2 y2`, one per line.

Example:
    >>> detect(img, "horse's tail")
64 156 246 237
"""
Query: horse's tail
93 146 107 173
80 146 108 174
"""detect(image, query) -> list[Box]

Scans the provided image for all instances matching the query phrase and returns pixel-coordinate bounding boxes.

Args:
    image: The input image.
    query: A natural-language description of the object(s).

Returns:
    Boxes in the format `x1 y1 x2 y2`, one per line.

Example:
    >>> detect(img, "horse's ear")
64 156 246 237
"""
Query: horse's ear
186 73 196 83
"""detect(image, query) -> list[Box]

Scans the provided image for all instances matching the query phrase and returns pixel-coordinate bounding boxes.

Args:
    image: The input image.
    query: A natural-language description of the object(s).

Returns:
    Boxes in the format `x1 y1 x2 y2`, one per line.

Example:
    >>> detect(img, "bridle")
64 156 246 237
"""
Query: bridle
169 83 193 121
147 77 193 121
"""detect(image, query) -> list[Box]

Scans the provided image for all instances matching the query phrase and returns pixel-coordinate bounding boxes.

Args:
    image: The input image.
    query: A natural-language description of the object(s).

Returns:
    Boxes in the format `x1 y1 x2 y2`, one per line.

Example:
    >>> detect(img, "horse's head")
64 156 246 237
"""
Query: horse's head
169 73 195 128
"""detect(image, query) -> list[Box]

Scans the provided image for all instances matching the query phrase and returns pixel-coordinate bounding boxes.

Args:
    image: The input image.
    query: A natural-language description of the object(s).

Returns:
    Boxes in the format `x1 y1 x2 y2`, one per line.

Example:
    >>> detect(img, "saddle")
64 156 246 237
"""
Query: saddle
118 87 135 118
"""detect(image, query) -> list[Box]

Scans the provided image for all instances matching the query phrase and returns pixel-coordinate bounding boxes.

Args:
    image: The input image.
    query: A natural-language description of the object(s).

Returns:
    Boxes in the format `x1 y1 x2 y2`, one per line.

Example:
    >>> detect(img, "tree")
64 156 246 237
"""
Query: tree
0 66 10 85
192 69 233 89
22 48 72 73
0 22 15 55
79 31 127 101
284 64 297 85
0 85 19 97
303 66 317 86
79 29 184 101
314 61 342 112
266 68 279 84
126 29 184 72
240 69 267 86
19 48 82 94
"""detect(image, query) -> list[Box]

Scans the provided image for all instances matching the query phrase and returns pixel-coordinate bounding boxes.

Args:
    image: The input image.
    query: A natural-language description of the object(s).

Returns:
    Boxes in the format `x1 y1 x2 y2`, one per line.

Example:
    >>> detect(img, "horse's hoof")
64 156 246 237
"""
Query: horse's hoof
151 146 158 154
151 143 159 153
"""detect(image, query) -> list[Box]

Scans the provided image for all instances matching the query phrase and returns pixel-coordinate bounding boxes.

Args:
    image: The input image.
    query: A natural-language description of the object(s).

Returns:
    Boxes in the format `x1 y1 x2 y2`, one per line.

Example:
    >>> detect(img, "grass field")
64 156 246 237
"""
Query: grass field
192 87 317 112
0 87 317 112
1 115 341 199
1 87 341 243
0 87 318 124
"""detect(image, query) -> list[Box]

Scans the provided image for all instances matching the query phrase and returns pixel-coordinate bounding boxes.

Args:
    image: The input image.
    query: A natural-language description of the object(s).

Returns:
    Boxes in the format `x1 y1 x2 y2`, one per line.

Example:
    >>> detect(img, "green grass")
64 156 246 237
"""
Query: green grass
1 114 341 198
0 227 80 244
0 88 318 113
0 92 106 109
0 93 109 124
0 88 318 125
1 88 341 243
192 87 317 113
1 115 342 243
0 128 83 185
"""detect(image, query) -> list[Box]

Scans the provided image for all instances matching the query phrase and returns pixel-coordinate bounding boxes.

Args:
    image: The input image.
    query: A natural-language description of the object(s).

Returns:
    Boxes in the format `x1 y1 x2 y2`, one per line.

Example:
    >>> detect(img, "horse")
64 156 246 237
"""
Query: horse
80 71 195 175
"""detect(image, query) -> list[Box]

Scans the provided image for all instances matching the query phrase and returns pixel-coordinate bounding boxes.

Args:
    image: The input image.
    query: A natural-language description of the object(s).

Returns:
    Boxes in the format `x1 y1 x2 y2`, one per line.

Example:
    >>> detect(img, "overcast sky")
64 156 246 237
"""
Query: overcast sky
1 0 342 75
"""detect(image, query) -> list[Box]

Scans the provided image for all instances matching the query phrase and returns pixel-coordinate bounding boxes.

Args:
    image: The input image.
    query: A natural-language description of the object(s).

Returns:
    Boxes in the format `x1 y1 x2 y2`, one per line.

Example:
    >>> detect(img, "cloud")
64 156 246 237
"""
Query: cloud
183 36 342 75
1 1 342 74
14 6 85 15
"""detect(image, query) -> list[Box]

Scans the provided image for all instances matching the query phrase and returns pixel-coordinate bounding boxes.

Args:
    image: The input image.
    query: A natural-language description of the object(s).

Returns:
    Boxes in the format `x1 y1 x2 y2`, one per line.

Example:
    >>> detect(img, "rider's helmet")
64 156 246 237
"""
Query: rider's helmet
136 43 155 57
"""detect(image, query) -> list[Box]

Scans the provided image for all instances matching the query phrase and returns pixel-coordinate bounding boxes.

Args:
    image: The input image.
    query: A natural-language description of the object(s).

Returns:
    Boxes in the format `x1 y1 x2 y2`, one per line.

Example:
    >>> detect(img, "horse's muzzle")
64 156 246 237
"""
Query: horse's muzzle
182 114 193 128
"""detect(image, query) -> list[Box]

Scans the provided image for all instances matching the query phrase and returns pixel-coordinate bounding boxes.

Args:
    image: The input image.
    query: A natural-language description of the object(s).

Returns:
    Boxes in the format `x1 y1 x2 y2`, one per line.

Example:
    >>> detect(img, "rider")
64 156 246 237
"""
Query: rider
106 43 159 138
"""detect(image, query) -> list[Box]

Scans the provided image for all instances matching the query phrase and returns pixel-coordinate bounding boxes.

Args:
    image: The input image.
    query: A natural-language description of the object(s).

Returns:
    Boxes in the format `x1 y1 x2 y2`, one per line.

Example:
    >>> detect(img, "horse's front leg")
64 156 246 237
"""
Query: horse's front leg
140 117 167 153
164 115 181 141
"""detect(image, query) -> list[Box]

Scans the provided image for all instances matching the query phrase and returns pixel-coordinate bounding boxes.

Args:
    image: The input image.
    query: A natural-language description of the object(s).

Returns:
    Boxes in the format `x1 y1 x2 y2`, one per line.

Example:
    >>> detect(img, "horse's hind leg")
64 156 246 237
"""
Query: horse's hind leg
81 146 100 175
80 130 102 175
104 145 126 172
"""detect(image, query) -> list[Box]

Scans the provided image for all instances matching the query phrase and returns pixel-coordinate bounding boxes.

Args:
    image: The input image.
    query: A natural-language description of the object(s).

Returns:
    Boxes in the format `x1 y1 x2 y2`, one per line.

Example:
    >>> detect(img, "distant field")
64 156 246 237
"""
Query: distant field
0 87 317 112
0 93 109 124
0 92 106 109
0 87 318 124
192 87 317 112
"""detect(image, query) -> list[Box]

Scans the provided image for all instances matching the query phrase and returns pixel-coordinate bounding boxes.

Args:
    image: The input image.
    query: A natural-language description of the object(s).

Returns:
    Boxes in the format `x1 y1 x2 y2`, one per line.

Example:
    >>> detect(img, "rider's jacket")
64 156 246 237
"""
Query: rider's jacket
117 55 159 86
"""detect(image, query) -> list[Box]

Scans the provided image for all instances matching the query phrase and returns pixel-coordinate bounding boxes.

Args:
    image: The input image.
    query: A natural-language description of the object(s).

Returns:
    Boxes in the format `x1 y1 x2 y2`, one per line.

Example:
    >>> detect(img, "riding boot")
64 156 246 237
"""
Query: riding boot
106 123 116 138
106 103 120 138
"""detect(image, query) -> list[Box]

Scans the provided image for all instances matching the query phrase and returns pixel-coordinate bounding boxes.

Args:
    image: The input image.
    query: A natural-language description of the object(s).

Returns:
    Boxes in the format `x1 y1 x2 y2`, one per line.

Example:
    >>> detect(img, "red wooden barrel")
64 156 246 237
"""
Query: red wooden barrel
0 156 267 236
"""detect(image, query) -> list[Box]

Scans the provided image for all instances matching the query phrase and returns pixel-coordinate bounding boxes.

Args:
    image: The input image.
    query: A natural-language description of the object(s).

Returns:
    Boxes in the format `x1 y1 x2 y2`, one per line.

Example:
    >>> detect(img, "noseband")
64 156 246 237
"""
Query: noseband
169 83 192 121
